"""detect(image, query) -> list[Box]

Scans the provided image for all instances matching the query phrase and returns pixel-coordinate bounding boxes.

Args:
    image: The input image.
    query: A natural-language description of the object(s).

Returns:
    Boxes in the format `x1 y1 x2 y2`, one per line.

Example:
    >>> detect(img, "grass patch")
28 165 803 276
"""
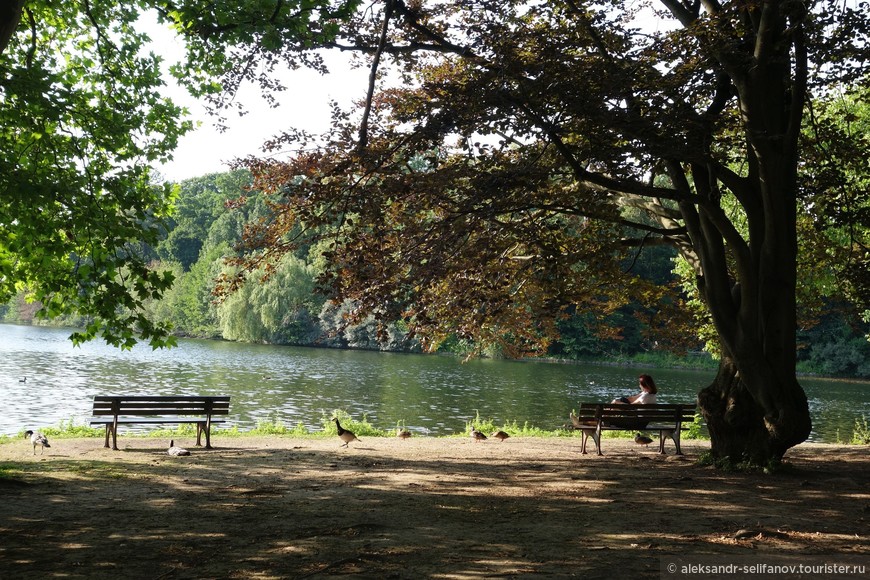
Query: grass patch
684 413 707 440
0 462 21 480
321 410 392 438
3 410 713 442
848 416 869 445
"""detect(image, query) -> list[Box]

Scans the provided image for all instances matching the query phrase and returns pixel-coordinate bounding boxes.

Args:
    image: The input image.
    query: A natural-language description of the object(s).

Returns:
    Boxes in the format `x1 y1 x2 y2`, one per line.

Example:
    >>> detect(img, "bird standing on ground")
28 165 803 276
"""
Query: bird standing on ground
491 431 509 441
634 433 654 446
167 440 191 456
24 430 50 455
396 428 412 440
334 418 360 447
470 427 487 442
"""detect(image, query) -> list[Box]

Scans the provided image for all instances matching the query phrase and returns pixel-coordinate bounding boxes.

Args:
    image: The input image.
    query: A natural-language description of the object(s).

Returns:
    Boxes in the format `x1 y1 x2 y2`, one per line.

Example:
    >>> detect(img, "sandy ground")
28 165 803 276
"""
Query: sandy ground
0 434 867 579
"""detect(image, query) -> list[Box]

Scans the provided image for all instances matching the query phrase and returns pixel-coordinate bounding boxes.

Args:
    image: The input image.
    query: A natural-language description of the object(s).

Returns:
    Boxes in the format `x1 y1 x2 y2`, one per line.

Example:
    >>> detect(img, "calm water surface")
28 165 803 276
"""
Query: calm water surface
1 324 867 442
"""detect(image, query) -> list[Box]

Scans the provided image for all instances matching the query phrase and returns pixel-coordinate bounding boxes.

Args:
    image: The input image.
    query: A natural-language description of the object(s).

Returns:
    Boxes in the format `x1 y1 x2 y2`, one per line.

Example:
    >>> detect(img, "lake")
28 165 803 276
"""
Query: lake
1 324 867 442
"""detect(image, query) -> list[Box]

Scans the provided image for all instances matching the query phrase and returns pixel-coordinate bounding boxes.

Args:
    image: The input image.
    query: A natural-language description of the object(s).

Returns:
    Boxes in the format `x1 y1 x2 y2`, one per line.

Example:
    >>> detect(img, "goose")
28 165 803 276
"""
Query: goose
491 431 510 441
634 433 654 446
24 430 50 455
470 427 487 442
19 376 26 383
167 440 191 456
396 428 412 440
333 418 360 447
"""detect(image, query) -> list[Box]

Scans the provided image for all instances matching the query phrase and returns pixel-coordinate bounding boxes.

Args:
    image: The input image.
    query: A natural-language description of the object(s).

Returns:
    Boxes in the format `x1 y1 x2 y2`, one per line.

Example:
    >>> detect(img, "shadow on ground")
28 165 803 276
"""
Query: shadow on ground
0 438 867 579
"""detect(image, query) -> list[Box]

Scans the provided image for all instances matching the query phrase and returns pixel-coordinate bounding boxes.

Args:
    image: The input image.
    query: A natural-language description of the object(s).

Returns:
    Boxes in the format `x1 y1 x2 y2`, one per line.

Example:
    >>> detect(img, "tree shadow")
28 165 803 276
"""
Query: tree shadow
0 440 866 579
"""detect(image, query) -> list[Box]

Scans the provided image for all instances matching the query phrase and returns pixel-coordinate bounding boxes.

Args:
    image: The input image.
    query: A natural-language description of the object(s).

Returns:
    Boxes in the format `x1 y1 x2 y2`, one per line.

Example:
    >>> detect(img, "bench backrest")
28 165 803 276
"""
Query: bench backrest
92 396 231 417
575 402 696 423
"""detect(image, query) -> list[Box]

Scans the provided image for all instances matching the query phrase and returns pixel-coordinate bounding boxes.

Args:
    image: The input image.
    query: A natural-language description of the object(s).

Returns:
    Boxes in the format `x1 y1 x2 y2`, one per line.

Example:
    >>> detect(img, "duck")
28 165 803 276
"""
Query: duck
470 427 487 442
334 418 360 447
24 430 50 455
167 440 191 456
396 428 412 440
634 433 654 446
491 431 510 441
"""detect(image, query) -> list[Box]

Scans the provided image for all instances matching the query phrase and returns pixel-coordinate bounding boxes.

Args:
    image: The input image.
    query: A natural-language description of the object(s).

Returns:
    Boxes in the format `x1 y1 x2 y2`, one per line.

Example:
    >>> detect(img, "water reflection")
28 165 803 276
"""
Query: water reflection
1 324 866 442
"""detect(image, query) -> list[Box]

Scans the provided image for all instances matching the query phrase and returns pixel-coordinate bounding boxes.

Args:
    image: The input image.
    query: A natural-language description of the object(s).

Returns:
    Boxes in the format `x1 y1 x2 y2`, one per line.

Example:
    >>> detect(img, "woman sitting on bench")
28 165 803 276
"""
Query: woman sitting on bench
606 374 658 429
612 374 658 405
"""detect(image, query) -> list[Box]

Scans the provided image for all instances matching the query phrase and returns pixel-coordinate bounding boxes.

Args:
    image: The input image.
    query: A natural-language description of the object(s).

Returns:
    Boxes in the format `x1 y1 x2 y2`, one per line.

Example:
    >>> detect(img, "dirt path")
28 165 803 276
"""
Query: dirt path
0 436 867 579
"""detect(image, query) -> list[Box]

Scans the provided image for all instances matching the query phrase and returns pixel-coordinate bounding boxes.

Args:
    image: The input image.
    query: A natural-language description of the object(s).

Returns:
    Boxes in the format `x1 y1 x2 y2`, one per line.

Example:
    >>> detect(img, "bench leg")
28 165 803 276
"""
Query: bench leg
204 417 212 449
658 430 670 454
196 420 213 449
581 428 602 456
659 429 682 455
105 421 119 451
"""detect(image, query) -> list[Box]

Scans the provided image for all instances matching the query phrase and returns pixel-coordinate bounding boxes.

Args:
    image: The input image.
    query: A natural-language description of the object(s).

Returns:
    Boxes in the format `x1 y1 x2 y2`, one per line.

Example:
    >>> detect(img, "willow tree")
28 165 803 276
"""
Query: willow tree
176 0 870 463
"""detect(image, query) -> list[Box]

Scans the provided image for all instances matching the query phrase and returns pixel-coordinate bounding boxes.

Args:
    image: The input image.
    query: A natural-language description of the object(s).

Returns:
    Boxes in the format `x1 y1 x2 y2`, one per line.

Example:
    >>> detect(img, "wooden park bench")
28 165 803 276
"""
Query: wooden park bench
90 395 230 450
571 402 697 456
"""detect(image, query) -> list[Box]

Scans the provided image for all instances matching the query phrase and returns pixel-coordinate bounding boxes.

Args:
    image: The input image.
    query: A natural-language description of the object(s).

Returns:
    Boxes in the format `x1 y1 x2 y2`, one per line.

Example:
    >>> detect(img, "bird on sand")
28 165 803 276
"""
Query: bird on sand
470 427 487 442
334 418 360 447
167 440 191 456
396 428 412 440
634 433 654 446
24 430 50 455
491 431 510 441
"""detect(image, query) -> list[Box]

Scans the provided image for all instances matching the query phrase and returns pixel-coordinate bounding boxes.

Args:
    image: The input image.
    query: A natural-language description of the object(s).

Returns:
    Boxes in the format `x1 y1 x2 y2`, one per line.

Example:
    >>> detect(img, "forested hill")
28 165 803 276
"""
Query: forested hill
3 169 868 378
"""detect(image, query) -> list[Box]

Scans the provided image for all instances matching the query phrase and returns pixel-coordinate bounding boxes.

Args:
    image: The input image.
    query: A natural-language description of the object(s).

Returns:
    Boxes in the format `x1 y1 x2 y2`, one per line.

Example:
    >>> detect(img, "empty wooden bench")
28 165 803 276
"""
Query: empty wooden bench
90 395 230 450
571 402 697 456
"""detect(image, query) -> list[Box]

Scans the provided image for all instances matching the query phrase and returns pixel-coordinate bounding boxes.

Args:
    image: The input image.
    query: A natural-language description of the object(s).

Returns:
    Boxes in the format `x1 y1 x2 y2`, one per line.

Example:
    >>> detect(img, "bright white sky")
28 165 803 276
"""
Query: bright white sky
148 6 680 182
147 17 369 182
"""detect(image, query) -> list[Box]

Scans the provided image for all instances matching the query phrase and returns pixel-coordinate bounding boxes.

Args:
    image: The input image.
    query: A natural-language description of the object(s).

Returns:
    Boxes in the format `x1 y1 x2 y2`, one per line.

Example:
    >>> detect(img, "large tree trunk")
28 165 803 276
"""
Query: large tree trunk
698 358 812 464
0 0 25 57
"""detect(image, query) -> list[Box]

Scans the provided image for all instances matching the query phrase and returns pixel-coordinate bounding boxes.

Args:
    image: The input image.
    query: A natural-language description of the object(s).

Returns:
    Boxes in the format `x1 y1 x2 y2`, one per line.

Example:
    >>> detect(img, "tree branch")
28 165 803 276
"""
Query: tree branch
358 0 395 152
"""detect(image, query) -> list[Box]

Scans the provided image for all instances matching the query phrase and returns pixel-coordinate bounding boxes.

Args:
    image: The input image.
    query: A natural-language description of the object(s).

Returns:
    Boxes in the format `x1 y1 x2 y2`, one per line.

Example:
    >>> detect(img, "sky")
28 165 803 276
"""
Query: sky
147 6 681 183
147 18 369 182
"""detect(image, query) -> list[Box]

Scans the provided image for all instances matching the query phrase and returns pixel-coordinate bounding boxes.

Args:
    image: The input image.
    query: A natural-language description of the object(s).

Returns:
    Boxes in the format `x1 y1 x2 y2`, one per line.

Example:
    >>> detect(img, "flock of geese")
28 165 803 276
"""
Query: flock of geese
333 417 513 448
21 415 654 456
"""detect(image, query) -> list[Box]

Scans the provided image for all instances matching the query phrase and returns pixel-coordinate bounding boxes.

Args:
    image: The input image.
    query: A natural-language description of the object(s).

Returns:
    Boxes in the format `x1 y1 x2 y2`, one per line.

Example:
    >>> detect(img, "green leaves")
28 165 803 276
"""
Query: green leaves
1 1 190 348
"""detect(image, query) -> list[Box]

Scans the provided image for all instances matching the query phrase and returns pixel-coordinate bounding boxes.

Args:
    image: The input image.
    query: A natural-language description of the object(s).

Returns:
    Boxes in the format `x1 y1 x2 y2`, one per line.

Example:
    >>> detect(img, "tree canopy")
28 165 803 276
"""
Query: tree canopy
0 0 192 347
0 0 374 347
2 1 868 463
200 0 869 463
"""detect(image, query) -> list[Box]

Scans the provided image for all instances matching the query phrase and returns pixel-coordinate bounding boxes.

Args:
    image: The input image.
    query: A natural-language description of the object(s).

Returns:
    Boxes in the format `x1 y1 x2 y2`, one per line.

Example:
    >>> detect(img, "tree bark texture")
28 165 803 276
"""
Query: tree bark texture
0 0 25 57
665 0 814 463
699 358 811 463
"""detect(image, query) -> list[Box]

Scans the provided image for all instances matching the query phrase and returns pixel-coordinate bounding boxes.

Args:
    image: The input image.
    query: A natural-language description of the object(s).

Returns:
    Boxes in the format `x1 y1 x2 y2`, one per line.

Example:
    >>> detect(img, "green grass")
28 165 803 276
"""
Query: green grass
8 411 868 446
847 416 869 445
0 461 20 480
5 402 868 448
